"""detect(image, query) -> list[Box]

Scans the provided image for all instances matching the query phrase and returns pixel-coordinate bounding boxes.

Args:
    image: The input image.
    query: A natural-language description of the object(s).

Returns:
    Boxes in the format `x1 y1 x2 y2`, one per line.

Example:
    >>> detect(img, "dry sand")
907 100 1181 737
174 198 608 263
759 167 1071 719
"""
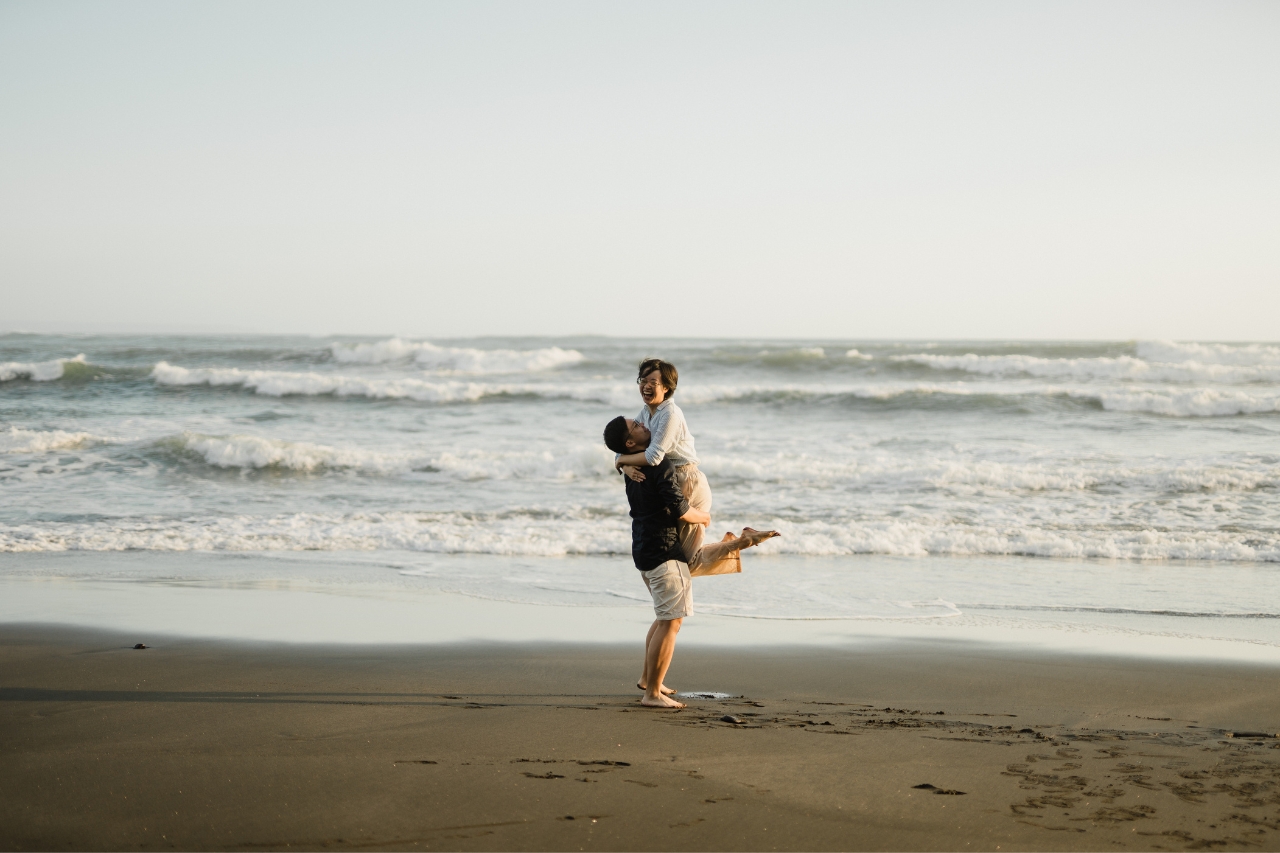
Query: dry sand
2 624 1279 851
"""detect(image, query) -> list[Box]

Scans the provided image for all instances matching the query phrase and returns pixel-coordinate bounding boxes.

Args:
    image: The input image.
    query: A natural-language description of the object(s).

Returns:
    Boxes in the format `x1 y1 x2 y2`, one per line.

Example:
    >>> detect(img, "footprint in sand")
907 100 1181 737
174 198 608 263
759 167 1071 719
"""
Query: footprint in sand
913 783 967 795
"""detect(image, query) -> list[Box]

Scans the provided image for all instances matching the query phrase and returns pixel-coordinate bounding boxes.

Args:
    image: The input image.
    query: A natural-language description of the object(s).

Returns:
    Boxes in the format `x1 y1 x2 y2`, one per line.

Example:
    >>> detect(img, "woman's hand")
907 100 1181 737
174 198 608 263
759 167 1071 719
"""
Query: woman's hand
680 506 711 526
622 465 645 482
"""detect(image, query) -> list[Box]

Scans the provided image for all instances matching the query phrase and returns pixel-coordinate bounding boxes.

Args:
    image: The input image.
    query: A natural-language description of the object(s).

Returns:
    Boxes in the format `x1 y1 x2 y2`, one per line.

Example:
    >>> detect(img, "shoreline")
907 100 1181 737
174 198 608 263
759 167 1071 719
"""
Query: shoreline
2 625 1279 851
2 550 1278 664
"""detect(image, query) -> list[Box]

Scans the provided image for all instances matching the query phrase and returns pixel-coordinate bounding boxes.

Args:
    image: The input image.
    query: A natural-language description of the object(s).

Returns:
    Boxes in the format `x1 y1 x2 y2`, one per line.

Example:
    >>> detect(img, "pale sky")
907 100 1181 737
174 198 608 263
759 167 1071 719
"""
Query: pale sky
1 0 1277 340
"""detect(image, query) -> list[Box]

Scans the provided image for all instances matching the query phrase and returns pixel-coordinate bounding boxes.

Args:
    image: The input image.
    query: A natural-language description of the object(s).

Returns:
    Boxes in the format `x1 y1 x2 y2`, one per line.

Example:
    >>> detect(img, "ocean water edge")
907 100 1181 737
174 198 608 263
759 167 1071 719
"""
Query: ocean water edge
1 334 1277 657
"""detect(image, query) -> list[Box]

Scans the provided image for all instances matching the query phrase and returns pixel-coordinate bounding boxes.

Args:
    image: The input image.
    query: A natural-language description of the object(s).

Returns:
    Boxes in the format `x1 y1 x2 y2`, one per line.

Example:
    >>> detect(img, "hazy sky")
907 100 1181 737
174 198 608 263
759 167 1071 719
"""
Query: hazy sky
2 0 1277 340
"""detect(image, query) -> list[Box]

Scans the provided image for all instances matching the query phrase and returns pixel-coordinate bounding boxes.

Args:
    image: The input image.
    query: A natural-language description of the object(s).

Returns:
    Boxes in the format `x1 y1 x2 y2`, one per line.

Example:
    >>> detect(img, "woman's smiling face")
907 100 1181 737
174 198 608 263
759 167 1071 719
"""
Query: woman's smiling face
638 369 668 406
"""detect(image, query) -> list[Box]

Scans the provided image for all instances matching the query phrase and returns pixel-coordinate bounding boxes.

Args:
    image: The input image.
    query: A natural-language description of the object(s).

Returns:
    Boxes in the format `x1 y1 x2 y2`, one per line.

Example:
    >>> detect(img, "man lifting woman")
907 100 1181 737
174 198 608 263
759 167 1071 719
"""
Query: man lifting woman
603 358 779 709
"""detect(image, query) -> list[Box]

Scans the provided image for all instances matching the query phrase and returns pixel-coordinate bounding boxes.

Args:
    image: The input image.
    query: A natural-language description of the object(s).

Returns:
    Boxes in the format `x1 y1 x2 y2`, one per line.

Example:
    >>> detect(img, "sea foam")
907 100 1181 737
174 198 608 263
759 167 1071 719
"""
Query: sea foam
1137 340 1280 366
894 352 1280 383
330 338 584 373
1 426 102 454
147 363 1280 417
697 451 1279 493
168 431 617 480
1093 388 1280 417
155 362 509 402
3 510 1276 562
179 433 405 473
118 427 1280 493
150 362 630 404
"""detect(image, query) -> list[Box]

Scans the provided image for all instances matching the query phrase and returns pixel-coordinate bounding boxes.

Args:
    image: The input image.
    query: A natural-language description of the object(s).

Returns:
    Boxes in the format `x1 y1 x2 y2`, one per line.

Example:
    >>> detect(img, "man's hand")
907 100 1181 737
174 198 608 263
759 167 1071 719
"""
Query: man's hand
621 465 645 482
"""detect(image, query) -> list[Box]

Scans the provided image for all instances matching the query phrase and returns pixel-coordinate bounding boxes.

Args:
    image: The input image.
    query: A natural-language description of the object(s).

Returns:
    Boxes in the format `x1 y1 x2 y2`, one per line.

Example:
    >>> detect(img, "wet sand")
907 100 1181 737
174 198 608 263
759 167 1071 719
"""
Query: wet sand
1 624 1279 851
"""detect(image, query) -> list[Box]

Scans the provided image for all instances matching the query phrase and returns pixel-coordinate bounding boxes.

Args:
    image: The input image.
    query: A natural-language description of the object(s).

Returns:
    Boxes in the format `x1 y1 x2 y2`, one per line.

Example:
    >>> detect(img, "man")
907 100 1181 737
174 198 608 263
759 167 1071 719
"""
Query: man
604 415 779 709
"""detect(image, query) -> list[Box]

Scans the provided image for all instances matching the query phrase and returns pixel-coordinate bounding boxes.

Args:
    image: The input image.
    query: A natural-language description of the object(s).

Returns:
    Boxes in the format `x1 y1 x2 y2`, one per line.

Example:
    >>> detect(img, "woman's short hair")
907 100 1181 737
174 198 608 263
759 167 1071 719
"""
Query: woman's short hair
637 358 678 397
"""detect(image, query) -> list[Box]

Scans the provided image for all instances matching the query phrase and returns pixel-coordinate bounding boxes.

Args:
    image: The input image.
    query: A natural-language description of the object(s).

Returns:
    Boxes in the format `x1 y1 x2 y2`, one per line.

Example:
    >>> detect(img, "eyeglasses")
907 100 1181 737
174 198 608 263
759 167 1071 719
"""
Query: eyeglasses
637 377 661 387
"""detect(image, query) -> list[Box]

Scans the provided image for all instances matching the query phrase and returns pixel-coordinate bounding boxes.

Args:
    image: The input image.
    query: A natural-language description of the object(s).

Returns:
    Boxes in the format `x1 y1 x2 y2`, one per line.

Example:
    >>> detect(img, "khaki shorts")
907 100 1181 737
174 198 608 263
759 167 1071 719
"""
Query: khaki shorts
640 559 693 620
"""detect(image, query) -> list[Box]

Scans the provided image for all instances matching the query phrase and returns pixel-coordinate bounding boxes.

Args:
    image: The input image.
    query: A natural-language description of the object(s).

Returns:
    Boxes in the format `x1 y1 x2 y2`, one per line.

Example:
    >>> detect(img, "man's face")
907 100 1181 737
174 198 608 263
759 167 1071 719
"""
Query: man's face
624 418 651 452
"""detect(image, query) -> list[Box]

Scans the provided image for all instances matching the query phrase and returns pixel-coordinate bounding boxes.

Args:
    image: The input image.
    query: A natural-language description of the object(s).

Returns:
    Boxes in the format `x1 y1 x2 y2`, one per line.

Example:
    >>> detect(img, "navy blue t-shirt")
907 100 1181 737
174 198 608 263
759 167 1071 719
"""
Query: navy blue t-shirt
623 458 691 572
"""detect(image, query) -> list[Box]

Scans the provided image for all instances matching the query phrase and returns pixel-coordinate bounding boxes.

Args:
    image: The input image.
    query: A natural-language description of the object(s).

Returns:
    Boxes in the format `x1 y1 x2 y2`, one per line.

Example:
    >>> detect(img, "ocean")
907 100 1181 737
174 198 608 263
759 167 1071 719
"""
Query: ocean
2 334 1278 652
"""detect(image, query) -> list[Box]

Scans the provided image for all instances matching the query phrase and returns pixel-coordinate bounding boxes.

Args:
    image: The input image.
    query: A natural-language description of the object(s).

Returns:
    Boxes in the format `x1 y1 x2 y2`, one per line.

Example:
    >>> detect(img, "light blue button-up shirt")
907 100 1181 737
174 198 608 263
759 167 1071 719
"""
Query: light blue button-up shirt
636 398 698 467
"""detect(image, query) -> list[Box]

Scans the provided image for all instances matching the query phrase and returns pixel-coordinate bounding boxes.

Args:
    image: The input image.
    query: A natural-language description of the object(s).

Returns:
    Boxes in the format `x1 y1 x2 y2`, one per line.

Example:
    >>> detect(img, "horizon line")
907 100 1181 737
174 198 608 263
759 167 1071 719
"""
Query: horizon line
2 329 1278 345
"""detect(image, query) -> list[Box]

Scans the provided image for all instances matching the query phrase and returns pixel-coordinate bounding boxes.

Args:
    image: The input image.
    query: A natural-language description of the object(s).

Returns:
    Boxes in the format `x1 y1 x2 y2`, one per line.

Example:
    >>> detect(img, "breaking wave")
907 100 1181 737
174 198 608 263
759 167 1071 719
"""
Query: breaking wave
3 511 1276 561
1137 340 1280 366
147 362 1280 417
894 352 1280 383
756 518 1280 562
1 426 105 454
148 365 1021 409
0 354 89 382
152 362 573 403
176 433 403 473
758 347 826 366
163 432 616 480
698 452 1280 493
0 510 628 555
330 338 584 373
689 382 1280 417
1091 388 1280 417
17 423 1272 495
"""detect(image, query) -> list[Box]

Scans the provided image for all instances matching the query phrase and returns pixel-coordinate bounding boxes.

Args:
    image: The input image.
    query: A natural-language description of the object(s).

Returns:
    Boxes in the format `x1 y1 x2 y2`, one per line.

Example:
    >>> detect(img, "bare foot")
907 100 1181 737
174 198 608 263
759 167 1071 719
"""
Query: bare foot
637 681 677 696
640 694 686 709
740 527 781 548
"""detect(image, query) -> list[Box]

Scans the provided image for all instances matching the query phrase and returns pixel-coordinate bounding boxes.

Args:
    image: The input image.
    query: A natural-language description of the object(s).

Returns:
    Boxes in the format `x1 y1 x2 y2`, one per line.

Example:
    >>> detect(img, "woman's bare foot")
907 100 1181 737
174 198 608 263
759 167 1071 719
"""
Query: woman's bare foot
640 694 686 709
637 681 677 696
740 527 781 548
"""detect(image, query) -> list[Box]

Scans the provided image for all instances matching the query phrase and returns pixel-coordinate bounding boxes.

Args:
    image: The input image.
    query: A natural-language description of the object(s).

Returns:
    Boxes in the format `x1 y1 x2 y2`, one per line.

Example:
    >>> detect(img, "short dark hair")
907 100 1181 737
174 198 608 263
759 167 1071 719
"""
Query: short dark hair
637 358 678 397
603 416 629 454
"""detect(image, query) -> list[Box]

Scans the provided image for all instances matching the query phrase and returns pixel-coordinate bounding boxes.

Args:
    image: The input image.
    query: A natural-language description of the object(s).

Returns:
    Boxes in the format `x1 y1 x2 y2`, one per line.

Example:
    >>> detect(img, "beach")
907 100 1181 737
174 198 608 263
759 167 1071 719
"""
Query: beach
3 624 1279 851
3 334 1280 849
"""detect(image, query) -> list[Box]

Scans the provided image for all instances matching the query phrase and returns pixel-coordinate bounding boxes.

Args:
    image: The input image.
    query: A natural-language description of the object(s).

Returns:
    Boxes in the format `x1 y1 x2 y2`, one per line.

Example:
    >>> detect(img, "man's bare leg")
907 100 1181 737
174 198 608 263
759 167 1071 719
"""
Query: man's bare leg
639 619 663 693
637 619 676 695
636 682 677 694
641 618 685 709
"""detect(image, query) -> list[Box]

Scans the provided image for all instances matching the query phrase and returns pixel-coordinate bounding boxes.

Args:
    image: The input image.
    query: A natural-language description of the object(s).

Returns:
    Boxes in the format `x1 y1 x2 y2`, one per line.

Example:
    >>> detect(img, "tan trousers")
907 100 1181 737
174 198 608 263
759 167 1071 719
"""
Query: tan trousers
674 464 741 577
